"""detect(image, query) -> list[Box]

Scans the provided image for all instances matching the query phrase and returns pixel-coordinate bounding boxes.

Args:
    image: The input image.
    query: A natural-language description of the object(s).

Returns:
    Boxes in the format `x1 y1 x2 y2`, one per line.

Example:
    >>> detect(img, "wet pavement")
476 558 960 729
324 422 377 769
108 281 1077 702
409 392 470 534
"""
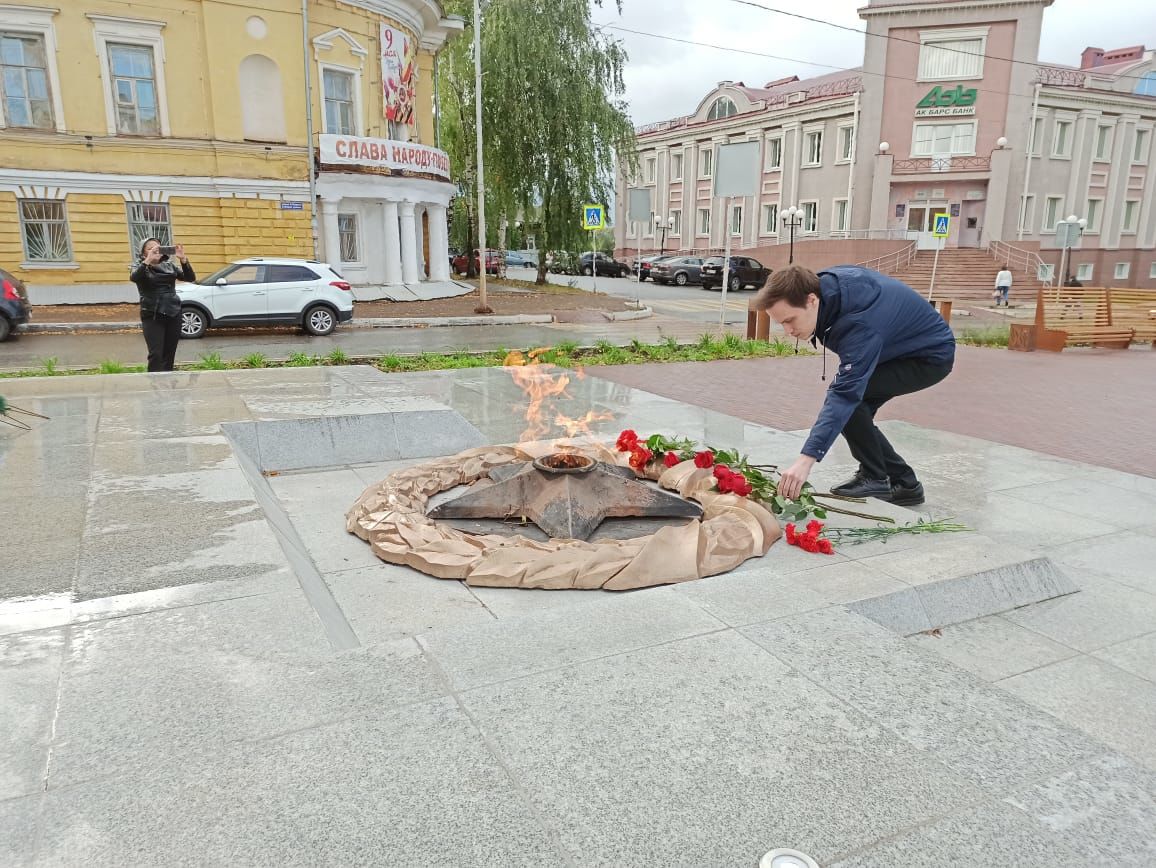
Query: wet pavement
2 365 1155 865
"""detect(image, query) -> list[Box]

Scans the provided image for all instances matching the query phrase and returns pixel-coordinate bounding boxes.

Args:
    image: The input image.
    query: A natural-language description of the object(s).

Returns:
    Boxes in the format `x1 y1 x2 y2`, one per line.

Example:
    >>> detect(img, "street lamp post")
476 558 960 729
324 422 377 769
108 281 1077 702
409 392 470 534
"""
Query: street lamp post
655 214 674 257
781 206 803 265
1056 213 1088 290
472 0 492 313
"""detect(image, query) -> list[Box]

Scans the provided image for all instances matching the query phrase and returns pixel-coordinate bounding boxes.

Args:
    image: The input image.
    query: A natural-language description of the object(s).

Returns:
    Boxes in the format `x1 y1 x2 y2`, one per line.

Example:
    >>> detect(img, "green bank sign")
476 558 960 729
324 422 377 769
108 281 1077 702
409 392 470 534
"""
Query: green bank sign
915 85 978 117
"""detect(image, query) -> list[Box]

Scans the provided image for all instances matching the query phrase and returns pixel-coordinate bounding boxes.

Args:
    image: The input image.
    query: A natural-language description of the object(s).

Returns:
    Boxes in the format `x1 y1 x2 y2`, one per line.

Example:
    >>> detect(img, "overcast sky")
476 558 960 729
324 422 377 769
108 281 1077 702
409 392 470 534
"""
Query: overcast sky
594 0 1154 125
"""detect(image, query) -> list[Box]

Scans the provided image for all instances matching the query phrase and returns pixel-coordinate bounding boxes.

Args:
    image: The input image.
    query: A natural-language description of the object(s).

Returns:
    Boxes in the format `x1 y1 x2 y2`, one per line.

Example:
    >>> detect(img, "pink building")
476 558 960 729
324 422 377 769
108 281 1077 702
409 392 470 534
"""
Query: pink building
617 0 1156 286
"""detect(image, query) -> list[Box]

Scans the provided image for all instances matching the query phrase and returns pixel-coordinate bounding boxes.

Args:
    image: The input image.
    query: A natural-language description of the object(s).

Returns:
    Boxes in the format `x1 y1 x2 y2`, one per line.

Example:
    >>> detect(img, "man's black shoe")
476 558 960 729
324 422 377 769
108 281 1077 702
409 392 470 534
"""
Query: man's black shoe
889 480 925 506
830 471 868 496
832 476 892 499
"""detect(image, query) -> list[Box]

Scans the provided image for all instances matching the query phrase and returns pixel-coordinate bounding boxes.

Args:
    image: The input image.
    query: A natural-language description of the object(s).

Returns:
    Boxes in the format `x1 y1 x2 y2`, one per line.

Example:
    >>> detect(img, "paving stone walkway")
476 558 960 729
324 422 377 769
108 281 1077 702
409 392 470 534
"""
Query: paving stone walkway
1 365 1154 866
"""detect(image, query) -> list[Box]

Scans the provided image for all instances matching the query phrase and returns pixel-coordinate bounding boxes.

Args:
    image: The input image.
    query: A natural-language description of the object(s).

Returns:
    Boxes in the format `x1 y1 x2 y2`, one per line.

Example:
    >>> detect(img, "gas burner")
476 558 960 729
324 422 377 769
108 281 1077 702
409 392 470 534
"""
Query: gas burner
428 454 703 541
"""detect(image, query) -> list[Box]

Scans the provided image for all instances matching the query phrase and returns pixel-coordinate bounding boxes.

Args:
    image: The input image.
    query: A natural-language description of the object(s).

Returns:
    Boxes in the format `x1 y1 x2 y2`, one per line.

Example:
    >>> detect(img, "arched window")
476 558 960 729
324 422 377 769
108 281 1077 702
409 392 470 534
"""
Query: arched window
707 97 737 121
239 54 286 143
1136 71 1156 97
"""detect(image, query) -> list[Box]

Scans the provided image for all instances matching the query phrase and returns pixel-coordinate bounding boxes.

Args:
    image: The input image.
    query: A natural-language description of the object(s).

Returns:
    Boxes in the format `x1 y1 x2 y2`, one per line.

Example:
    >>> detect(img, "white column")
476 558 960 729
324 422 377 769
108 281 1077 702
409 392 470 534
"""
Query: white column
381 200 403 286
399 201 419 284
320 198 342 269
428 204 450 281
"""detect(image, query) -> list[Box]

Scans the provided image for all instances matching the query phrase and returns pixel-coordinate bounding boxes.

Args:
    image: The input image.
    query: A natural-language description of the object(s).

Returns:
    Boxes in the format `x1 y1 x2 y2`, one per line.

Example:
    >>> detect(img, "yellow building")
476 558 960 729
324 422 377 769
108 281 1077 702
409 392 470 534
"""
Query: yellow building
0 0 462 303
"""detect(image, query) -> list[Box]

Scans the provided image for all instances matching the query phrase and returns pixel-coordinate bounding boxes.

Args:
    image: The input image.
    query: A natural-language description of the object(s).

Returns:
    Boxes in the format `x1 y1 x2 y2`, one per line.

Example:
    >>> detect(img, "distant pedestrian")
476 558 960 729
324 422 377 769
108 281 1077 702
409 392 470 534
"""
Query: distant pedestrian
1065 273 1083 287
131 238 195 372
994 266 1013 307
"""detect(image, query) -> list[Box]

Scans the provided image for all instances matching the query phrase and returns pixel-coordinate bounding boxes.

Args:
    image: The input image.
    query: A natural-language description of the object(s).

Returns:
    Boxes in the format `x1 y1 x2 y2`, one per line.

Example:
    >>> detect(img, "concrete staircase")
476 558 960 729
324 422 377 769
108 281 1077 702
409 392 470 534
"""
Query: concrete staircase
892 248 1045 303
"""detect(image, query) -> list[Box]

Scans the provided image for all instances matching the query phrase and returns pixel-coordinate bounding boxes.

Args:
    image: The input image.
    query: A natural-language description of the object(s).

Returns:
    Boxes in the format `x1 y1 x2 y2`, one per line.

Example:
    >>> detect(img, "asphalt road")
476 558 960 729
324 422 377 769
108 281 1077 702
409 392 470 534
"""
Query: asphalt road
506 266 753 326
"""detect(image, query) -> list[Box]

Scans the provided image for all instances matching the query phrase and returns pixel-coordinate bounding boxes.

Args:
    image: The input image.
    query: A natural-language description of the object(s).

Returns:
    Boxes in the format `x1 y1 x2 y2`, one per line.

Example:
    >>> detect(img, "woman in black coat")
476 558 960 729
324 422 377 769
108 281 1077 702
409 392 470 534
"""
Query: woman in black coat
130 238 195 372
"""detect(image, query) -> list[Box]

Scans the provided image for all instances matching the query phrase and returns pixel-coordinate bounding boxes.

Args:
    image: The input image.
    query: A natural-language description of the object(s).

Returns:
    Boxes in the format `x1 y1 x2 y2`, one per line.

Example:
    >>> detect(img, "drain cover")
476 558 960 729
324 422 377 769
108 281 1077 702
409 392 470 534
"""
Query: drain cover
759 849 820 868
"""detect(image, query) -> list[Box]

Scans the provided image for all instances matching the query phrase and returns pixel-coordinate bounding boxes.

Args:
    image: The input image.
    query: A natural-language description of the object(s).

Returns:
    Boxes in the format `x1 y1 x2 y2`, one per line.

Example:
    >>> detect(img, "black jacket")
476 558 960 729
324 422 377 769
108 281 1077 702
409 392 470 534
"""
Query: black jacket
130 257 195 318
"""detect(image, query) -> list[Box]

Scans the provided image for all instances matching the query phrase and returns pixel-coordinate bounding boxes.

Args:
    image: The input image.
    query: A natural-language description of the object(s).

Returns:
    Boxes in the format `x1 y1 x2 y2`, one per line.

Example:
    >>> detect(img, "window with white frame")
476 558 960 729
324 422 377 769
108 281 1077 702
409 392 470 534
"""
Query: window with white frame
707 97 737 121
1122 200 1139 233
338 213 360 262
1037 262 1055 282
1150 261 1156 279
89 15 169 137
1115 262 1130 280
0 32 53 128
764 136 782 171
1052 119 1073 158
837 125 854 162
1042 196 1063 232
1076 262 1094 282
801 201 818 233
1094 124 1113 160
126 202 171 254
730 203 743 235
645 156 656 184
1029 117 1043 156
1018 195 1035 235
699 146 713 178
1085 198 1102 233
832 198 849 232
108 43 160 135
19 199 72 262
917 29 986 81
803 130 823 166
1134 128 1151 163
697 207 710 235
322 67 356 135
913 122 975 157
762 202 778 234
671 152 683 181
669 209 681 236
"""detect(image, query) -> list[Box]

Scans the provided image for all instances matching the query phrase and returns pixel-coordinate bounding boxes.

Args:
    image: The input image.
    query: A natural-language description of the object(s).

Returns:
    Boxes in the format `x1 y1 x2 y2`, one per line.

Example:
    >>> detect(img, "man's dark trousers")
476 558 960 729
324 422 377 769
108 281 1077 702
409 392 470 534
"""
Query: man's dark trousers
141 314 182 372
841 357 953 485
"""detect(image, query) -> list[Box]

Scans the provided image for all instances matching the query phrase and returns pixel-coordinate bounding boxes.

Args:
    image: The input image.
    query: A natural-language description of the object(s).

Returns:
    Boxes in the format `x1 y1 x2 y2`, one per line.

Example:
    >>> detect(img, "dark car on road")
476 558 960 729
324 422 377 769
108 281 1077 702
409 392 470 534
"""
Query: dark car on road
578 252 630 278
700 256 771 292
0 268 31 342
505 251 536 270
633 254 675 282
651 256 706 287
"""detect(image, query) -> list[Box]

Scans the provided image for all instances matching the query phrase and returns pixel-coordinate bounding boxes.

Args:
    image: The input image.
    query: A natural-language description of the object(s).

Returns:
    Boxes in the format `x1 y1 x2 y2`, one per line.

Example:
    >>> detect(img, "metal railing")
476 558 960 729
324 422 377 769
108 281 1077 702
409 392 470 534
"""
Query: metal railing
856 240 917 275
892 156 992 174
988 239 1053 288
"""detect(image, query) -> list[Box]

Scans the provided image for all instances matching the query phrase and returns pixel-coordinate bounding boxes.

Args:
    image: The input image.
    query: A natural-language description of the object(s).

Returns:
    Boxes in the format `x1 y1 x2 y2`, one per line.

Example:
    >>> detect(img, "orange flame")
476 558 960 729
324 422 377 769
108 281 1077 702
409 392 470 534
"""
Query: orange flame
504 350 611 444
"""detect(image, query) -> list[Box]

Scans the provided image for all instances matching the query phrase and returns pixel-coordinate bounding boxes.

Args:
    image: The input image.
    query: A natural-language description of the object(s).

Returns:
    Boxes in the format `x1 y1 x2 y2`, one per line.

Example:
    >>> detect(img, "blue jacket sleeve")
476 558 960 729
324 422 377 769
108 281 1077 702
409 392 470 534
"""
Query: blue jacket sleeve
802 325 884 461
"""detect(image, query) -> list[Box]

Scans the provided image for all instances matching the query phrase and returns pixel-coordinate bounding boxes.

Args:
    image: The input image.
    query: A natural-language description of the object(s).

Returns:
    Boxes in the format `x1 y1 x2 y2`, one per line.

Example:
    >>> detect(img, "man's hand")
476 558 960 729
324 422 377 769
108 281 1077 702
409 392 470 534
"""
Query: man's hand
144 247 162 266
174 243 187 263
778 455 816 500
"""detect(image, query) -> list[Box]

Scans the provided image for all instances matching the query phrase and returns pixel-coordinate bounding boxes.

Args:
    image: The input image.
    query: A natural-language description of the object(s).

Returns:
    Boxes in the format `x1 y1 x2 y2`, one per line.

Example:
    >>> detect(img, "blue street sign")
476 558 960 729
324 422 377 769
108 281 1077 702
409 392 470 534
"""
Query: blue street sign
932 213 950 237
582 204 605 230
280 201 304 211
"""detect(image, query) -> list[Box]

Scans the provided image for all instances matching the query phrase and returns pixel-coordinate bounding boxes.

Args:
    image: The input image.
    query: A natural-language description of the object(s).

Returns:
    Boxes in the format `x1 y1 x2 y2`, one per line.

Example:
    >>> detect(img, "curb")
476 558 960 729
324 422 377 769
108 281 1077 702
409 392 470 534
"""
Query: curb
23 307 652 334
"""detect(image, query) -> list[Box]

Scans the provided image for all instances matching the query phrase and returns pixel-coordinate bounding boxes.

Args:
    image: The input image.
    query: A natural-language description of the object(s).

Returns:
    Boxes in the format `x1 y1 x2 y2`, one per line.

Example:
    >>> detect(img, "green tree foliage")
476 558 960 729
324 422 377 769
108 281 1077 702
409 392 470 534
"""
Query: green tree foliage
438 0 635 283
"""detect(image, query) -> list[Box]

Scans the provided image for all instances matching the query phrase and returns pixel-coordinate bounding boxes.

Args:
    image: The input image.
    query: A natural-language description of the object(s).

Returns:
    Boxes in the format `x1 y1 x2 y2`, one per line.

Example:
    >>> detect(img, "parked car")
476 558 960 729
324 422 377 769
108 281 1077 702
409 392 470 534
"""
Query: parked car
0 268 31 342
177 258 354 339
633 254 676 282
452 248 501 275
578 252 630 278
651 256 706 287
700 256 772 292
505 251 535 269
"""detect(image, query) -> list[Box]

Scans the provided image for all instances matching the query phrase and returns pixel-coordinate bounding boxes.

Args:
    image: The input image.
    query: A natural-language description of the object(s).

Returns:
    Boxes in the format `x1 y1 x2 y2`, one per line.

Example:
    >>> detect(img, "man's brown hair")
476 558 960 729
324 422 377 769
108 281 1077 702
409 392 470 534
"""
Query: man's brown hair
751 264 820 311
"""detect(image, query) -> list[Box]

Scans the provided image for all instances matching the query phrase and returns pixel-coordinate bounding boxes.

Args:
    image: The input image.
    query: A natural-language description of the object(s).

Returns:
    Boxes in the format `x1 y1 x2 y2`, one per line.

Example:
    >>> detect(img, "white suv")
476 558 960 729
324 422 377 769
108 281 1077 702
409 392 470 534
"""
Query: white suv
176 258 355 338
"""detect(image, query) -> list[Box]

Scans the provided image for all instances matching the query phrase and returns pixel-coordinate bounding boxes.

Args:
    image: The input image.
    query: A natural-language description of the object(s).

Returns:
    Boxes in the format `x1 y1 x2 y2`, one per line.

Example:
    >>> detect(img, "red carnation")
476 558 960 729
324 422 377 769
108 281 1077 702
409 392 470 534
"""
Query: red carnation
806 520 823 536
694 450 715 469
629 445 654 470
616 429 639 452
730 476 753 497
817 538 834 555
713 464 731 480
663 451 680 468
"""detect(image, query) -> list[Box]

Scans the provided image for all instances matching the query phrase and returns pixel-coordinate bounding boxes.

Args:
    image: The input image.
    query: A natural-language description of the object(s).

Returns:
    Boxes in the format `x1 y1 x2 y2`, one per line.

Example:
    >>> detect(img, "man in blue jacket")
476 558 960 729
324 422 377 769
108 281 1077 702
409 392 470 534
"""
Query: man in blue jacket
753 264 955 506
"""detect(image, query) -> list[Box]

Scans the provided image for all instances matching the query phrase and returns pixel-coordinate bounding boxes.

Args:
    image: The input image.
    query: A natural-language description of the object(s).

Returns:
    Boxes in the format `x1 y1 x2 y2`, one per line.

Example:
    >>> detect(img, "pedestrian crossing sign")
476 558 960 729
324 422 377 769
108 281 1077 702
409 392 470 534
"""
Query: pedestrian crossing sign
582 204 605 230
932 213 950 237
